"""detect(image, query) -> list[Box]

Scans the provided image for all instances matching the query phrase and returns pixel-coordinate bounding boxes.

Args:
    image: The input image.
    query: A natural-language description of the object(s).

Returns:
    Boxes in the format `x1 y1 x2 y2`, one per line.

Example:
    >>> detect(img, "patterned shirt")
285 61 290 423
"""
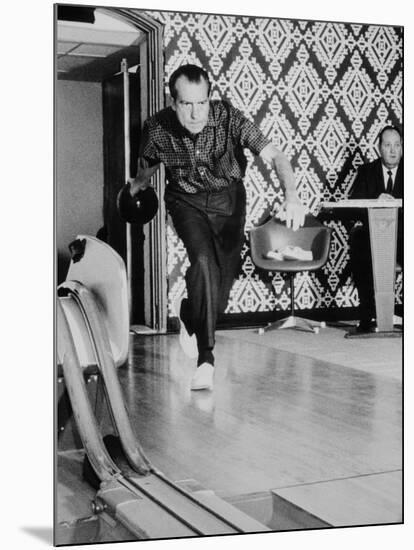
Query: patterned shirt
140 100 270 194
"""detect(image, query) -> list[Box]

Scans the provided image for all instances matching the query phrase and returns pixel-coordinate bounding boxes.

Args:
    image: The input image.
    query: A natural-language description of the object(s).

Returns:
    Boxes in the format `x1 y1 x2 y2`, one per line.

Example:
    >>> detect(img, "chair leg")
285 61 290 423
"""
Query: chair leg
262 315 297 331
290 316 325 334
257 274 326 334
258 315 325 334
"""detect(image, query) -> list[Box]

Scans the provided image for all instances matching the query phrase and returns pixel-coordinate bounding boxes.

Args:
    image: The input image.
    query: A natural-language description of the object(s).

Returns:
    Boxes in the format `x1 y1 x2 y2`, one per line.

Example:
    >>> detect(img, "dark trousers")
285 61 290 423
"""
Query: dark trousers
166 183 246 364
349 220 403 322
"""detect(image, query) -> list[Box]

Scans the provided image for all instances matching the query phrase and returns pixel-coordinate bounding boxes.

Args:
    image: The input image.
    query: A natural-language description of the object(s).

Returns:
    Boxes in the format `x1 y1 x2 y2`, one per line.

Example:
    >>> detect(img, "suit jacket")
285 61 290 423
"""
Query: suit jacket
349 157 403 258
350 157 403 199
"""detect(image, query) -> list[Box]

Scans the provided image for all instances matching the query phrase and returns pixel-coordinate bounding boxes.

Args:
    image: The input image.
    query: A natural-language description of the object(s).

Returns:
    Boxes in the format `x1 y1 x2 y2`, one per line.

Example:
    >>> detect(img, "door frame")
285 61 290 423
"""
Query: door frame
101 7 167 332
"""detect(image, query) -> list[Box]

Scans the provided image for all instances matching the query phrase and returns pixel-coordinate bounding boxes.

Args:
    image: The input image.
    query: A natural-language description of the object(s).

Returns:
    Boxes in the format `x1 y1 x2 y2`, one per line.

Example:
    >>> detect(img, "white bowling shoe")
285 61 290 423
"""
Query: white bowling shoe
191 363 214 391
173 295 198 359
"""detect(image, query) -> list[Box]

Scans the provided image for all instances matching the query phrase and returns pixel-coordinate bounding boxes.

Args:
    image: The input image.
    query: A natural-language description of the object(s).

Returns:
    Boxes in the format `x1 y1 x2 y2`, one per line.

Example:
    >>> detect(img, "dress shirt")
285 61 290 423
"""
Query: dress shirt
382 163 398 193
139 100 270 194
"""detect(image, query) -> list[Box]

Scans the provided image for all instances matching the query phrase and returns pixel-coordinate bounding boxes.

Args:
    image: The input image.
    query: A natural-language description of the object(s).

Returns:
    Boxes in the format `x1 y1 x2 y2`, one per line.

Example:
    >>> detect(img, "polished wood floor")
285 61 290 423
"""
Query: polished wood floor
118 332 402 497
57 326 402 538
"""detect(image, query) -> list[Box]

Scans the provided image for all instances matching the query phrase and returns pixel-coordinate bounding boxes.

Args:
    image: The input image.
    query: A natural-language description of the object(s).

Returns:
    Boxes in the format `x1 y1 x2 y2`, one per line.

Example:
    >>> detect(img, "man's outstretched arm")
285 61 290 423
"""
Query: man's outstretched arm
259 143 306 230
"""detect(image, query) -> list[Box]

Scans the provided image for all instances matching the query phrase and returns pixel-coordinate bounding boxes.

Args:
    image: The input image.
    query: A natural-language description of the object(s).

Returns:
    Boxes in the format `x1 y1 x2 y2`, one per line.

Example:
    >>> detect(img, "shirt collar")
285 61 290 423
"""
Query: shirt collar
382 162 398 177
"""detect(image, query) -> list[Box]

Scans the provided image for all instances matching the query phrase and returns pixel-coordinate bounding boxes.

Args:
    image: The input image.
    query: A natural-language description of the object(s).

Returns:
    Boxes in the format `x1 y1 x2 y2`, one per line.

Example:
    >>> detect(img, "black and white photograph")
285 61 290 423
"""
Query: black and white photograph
4 0 412 548
53 1 405 546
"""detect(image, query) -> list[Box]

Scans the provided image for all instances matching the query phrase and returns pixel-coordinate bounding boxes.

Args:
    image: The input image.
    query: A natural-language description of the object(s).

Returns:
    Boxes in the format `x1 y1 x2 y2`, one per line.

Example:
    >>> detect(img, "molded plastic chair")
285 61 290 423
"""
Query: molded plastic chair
249 214 332 333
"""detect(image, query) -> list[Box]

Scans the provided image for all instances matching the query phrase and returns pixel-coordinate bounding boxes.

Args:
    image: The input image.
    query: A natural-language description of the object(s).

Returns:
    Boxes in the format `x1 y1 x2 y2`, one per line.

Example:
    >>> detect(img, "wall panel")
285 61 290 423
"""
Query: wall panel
148 11 403 321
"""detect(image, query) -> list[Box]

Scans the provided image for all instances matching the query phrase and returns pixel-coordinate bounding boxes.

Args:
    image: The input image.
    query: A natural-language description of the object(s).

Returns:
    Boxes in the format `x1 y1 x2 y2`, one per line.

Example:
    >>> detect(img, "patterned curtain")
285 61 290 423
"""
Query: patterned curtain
147 10 403 320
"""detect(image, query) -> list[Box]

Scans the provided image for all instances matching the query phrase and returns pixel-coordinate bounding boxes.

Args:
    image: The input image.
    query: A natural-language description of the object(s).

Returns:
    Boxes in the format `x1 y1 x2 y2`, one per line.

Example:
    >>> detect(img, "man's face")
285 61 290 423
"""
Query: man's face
172 76 210 134
379 129 402 169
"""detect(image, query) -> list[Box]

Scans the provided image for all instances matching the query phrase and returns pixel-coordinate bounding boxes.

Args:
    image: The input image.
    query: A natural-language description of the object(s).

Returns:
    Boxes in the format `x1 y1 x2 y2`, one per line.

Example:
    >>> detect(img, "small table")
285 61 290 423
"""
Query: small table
322 199 402 338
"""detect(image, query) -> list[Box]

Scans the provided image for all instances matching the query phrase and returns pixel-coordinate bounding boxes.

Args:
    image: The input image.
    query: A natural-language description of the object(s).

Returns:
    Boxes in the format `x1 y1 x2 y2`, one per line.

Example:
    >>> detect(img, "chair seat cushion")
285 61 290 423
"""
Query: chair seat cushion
250 216 332 272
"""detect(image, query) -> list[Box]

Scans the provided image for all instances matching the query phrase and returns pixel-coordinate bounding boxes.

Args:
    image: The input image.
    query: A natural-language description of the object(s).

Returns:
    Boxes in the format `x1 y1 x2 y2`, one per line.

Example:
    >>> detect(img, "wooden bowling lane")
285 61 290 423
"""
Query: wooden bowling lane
113 330 401 527
271 470 402 527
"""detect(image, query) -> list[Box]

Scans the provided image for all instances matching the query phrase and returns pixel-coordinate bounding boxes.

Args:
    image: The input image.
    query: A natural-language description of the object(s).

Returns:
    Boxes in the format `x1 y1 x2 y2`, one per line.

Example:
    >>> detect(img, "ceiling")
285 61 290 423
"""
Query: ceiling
56 10 144 82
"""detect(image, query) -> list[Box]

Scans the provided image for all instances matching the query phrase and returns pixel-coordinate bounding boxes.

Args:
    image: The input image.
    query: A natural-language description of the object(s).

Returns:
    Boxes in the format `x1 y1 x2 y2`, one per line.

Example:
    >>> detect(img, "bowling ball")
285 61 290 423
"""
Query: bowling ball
117 184 158 224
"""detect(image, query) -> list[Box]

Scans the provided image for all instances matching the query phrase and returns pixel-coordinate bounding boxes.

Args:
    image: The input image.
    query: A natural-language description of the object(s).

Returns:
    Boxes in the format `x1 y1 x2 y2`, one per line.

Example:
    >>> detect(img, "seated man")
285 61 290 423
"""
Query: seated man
349 125 403 332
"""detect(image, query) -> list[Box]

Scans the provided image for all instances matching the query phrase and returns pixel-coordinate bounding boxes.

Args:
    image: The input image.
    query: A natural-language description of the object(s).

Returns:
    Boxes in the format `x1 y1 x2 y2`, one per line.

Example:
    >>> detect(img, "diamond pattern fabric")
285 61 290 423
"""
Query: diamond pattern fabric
146 10 403 318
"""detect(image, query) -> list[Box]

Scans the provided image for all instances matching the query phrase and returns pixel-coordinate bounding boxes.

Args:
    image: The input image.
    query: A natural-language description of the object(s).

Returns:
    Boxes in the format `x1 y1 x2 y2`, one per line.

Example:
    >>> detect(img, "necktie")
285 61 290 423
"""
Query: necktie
386 170 393 194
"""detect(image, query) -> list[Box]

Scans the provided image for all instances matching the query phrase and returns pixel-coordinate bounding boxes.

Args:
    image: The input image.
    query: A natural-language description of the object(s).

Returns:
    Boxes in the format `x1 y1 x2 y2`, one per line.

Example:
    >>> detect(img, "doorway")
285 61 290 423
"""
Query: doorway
102 70 145 324
55 4 166 330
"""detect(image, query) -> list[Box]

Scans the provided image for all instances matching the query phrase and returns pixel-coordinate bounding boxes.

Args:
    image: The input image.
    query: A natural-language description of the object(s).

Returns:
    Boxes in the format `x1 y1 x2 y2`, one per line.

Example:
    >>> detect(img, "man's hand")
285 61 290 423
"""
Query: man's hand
127 176 153 196
274 197 307 231
128 160 161 197
378 192 396 201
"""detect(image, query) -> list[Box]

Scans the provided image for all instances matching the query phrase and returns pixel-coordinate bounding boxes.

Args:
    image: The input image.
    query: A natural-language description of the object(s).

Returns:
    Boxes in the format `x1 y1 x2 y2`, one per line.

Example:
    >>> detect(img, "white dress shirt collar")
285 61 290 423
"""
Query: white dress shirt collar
382 163 398 190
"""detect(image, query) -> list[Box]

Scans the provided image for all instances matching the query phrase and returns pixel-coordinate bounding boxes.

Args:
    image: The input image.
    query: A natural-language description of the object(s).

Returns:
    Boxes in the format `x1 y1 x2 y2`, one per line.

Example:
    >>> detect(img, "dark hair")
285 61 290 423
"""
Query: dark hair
378 125 402 145
168 64 211 101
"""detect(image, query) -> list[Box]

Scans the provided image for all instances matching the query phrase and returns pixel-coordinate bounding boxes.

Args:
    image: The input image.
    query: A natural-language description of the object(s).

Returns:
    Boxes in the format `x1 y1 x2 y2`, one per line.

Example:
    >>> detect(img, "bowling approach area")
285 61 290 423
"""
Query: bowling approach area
56 236 402 546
